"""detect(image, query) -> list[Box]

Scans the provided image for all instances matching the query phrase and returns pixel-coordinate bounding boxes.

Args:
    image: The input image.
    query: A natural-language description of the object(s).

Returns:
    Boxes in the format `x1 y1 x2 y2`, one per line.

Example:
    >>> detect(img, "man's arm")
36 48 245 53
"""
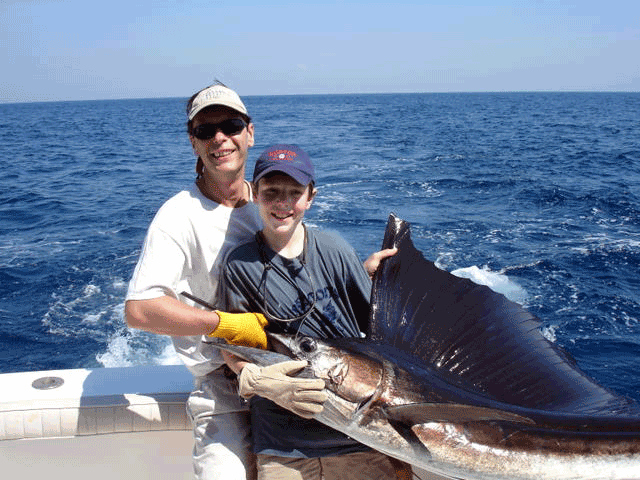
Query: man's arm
126 297 268 348
125 296 220 336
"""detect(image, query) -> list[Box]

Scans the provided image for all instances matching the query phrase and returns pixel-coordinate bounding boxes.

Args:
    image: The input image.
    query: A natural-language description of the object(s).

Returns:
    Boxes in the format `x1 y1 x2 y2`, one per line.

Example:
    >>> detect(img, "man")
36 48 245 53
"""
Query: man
125 83 323 480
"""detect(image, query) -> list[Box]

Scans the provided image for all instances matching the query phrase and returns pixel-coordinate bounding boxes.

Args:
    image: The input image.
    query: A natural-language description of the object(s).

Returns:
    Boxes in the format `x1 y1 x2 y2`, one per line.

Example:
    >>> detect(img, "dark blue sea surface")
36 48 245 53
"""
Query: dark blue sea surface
1 92 639 403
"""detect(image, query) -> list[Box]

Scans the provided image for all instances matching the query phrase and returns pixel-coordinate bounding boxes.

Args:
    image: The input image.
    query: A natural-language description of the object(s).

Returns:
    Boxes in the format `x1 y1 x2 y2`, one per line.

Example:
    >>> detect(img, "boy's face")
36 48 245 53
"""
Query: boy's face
255 173 316 237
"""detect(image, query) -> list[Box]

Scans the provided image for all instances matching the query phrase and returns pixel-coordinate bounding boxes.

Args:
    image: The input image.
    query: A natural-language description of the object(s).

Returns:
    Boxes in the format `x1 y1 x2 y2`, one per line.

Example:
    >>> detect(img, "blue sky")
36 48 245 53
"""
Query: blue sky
2 0 639 103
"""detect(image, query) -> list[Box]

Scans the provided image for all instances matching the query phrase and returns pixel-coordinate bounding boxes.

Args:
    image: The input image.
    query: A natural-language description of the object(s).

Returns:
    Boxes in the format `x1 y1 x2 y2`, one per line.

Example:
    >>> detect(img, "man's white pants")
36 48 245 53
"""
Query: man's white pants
187 368 256 480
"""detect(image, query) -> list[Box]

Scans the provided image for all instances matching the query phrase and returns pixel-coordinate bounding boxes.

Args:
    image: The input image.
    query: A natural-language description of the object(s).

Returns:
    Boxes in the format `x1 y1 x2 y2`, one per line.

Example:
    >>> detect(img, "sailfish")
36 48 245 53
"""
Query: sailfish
209 214 640 480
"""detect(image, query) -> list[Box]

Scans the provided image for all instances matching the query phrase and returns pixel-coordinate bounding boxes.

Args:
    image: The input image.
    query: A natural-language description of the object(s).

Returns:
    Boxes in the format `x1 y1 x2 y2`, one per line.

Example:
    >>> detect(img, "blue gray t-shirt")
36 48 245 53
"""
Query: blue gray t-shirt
218 226 372 457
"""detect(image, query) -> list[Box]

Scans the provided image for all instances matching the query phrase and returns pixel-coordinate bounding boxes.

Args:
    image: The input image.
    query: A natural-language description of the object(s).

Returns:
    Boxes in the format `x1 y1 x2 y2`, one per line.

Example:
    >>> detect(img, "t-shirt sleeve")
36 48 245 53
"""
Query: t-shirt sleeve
319 229 372 334
126 224 187 301
343 245 373 334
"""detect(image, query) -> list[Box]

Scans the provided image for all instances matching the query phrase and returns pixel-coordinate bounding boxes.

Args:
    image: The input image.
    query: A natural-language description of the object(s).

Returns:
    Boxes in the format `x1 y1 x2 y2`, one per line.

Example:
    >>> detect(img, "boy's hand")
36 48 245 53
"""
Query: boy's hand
363 247 398 279
238 361 327 418
208 311 269 349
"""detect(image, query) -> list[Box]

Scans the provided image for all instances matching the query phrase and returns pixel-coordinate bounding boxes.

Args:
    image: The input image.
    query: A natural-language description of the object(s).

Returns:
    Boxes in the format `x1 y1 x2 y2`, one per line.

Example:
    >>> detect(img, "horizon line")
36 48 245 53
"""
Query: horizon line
2 89 639 107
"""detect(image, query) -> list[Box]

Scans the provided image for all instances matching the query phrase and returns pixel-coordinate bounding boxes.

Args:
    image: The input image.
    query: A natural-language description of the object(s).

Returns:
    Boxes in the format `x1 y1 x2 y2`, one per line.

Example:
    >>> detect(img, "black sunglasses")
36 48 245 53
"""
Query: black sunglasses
192 118 247 140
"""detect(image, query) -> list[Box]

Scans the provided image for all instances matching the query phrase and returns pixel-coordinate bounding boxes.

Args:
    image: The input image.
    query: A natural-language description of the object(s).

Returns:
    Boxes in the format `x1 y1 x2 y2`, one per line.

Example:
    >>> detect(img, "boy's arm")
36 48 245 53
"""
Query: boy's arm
222 351 327 419
363 247 398 278
222 351 249 374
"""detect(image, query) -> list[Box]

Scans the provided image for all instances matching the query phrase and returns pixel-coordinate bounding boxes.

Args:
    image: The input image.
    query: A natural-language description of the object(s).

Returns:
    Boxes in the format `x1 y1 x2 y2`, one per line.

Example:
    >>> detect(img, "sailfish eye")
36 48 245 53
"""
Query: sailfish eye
298 337 317 354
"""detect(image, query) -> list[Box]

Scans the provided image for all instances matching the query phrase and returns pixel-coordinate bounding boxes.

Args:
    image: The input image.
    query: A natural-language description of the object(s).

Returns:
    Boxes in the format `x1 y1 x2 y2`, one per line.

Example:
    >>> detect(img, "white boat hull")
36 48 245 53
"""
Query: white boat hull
0 365 194 479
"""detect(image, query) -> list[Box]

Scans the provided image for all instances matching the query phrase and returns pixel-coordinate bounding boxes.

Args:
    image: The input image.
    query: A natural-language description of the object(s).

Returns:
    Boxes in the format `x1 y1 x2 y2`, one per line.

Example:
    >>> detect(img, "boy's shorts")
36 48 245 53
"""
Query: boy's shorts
256 450 400 480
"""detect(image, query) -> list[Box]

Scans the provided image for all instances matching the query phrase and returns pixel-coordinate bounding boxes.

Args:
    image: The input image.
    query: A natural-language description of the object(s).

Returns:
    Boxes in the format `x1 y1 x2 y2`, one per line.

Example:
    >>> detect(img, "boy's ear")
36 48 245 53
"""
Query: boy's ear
251 182 258 201
307 187 318 207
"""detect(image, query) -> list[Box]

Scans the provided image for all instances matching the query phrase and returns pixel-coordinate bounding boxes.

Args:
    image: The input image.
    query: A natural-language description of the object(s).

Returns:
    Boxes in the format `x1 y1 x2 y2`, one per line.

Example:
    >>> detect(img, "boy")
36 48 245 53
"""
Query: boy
218 145 399 480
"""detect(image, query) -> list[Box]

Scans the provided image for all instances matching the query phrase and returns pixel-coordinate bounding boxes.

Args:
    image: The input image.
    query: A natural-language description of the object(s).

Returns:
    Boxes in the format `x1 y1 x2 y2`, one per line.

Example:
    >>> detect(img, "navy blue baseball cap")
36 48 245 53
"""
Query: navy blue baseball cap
253 144 315 186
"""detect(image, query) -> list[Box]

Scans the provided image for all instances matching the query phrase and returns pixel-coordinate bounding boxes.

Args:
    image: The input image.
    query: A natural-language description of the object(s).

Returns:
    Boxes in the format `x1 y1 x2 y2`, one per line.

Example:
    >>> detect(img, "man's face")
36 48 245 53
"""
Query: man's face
189 107 255 178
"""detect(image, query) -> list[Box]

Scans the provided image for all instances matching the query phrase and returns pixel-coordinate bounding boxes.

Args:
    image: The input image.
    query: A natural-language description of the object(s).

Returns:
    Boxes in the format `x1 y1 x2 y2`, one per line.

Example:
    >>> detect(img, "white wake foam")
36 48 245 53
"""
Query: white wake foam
451 265 528 305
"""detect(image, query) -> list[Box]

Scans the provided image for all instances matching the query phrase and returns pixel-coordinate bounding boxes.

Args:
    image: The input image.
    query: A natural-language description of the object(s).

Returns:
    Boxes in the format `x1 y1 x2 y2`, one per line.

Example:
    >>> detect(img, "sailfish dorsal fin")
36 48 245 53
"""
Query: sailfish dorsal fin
368 214 636 415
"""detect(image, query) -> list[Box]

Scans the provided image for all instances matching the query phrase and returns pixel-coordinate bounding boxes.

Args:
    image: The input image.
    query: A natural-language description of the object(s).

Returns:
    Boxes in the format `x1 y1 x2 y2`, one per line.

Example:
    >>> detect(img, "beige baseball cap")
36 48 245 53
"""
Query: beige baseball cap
188 84 248 120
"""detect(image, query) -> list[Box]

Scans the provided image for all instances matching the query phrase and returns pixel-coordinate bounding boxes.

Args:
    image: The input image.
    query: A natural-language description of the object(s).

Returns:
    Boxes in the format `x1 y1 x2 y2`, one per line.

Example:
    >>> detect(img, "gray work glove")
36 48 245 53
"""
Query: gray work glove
238 360 328 419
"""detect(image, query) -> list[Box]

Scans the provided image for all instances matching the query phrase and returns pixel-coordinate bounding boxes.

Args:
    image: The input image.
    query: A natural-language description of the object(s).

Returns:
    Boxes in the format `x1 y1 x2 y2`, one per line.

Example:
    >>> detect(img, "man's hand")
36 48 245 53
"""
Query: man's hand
238 360 328 418
208 311 269 349
363 247 398 279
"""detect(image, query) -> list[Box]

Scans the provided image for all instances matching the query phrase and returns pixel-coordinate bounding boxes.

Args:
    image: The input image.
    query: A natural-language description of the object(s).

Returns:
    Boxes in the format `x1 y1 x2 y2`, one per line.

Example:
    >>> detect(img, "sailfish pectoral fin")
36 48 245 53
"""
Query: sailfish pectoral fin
385 403 536 426
383 414 433 461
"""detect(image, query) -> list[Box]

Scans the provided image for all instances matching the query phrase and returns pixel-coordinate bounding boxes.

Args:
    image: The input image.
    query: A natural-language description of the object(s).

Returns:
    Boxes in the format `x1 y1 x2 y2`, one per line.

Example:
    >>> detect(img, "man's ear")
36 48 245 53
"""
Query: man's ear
246 123 255 148
251 181 259 201
196 157 204 178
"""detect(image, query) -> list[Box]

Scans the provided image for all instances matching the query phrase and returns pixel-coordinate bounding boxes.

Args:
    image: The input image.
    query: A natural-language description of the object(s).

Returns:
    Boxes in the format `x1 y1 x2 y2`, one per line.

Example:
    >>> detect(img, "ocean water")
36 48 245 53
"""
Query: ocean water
1 92 639 403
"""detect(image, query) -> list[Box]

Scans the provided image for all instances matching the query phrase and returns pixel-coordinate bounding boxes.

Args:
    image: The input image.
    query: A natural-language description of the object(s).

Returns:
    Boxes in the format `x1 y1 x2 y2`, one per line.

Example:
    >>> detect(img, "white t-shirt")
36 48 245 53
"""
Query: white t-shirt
127 182 261 378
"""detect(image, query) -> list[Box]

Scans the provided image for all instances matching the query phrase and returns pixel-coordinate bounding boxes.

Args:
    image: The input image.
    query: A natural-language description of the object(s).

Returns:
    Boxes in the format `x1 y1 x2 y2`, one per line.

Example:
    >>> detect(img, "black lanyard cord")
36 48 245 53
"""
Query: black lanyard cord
256 230 317 325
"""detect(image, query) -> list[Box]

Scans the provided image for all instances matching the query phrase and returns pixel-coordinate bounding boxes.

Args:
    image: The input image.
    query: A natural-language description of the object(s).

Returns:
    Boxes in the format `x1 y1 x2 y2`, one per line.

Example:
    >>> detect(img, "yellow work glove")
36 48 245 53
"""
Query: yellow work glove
207 311 269 349
238 361 328 419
